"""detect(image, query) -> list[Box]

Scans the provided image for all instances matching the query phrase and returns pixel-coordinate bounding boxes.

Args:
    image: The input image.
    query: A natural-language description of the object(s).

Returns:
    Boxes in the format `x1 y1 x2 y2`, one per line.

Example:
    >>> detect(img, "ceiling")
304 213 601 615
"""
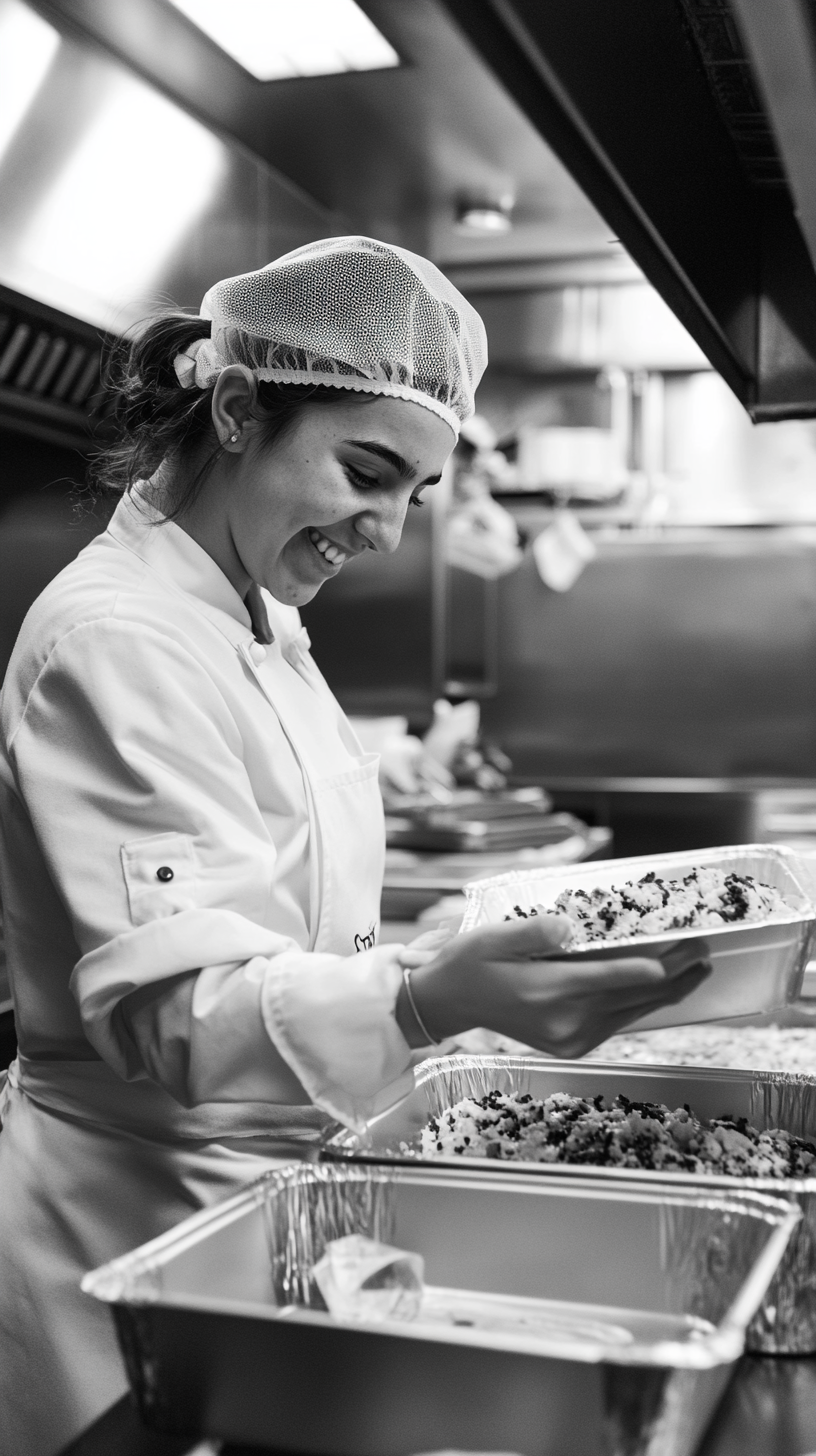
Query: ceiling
29 0 637 284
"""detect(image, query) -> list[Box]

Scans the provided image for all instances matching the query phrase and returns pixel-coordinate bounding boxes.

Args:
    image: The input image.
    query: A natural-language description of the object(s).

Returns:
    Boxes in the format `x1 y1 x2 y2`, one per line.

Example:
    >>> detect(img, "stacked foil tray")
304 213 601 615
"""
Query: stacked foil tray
324 1055 816 1354
83 1161 797 1456
460 845 816 1029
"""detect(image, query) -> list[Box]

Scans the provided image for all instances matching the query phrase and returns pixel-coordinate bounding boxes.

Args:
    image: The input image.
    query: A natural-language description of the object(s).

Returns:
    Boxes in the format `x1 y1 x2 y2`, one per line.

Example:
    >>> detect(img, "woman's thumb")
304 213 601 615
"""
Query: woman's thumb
472 913 574 958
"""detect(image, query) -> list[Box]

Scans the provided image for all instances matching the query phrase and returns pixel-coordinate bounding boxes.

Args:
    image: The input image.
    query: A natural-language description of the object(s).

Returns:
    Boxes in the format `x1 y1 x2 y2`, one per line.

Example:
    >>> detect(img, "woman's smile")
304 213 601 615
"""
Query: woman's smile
306 527 350 570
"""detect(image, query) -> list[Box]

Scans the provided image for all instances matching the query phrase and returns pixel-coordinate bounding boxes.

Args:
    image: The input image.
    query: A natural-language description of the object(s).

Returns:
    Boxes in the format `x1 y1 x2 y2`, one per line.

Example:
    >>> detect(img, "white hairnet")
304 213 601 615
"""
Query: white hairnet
173 235 487 436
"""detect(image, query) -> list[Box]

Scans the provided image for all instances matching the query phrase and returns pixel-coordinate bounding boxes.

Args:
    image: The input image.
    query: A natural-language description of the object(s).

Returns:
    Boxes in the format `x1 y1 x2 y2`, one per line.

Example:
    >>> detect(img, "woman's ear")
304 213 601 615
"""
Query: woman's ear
211 365 259 450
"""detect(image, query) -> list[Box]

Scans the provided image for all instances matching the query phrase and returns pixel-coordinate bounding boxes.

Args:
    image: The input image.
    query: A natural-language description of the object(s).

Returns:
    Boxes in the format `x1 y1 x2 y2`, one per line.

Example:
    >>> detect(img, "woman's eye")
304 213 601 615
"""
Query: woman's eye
409 494 425 508
345 463 378 489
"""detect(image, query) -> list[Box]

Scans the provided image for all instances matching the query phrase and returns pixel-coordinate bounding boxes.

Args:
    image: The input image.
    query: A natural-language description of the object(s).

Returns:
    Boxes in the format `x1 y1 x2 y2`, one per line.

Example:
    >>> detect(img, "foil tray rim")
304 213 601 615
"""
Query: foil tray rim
460 843 816 944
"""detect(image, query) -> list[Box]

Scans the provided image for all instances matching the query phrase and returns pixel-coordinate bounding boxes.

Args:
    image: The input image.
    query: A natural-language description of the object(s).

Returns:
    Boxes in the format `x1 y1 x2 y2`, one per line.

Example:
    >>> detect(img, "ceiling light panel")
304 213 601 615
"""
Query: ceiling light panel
20 69 225 311
0 0 60 165
166 0 399 81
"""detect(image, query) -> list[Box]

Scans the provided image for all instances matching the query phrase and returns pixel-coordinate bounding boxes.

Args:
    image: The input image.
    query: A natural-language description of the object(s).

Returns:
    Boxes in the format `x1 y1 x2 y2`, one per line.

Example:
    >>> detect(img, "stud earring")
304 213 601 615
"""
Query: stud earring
229 430 240 444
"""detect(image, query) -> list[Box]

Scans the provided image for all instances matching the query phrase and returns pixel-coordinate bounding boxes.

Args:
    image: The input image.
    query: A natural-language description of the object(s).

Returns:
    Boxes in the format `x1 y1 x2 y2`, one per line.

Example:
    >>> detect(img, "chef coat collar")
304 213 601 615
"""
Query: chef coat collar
106 487 271 649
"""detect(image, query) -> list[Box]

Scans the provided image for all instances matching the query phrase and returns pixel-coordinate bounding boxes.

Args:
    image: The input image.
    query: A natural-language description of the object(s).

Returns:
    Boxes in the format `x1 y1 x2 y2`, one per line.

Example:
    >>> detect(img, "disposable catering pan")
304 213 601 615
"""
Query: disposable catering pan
323 1055 816 1354
460 845 816 1029
82 1162 798 1456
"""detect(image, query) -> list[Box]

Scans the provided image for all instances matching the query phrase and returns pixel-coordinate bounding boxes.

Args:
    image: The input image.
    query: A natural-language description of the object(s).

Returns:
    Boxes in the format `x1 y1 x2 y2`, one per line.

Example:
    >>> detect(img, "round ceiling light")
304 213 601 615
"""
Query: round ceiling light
455 195 514 234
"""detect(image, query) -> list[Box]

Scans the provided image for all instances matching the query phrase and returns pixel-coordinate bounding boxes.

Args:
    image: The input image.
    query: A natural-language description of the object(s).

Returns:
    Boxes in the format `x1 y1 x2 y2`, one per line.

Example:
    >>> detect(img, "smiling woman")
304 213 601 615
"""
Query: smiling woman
174 386 451 605
0 234 711 1454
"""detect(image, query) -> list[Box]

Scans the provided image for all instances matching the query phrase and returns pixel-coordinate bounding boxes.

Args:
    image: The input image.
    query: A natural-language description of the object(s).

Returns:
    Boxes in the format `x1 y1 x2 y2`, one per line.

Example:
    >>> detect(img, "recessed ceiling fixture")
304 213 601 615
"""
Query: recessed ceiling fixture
455 196 514 235
166 0 399 81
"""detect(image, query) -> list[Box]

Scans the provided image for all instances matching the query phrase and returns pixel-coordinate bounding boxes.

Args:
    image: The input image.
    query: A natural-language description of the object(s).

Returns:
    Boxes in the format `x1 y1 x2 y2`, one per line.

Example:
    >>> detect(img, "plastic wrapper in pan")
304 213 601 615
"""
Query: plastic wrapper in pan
461 845 816 1028
82 1163 797 1456
324 1055 816 1354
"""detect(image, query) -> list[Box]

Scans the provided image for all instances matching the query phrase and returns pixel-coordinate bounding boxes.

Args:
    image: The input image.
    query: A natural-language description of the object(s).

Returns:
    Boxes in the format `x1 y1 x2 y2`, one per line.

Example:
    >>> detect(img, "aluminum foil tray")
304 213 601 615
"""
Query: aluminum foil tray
82 1162 797 1456
324 1055 816 1354
461 845 816 1029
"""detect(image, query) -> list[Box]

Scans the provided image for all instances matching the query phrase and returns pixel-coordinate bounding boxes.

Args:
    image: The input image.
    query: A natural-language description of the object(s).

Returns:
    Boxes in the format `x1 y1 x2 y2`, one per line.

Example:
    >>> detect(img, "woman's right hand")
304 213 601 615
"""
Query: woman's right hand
396 915 711 1058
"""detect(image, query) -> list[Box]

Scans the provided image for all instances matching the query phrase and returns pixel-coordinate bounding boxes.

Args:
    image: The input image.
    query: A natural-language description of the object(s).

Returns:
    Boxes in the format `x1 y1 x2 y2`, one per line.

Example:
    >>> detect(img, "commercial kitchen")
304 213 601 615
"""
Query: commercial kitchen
4 2 816 1454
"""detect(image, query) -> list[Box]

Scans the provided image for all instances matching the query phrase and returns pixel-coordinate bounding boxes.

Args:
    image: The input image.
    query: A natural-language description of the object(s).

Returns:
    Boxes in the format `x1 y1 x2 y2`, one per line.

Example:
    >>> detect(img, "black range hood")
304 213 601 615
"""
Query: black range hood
442 0 816 420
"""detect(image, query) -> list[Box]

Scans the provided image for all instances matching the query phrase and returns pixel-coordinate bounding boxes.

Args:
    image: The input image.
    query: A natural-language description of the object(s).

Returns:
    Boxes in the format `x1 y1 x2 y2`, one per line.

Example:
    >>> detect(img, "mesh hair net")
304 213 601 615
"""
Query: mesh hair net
174 236 487 436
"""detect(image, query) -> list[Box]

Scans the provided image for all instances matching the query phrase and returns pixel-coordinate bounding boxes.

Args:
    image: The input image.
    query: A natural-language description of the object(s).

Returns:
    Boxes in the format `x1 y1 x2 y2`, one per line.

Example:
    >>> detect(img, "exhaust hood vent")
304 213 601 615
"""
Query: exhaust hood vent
677 0 787 188
0 285 112 450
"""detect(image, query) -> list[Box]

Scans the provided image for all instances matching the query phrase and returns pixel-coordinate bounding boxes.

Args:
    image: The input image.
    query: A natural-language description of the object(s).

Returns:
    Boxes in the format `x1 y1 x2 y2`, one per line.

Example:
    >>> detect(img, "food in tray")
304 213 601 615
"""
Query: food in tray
504 866 793 943
594 1024 816 1072
420 1089 816 1177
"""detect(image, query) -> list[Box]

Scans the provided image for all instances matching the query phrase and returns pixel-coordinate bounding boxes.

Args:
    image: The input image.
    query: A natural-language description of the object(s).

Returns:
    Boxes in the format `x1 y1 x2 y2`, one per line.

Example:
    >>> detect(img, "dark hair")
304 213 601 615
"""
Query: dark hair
89 310 371 521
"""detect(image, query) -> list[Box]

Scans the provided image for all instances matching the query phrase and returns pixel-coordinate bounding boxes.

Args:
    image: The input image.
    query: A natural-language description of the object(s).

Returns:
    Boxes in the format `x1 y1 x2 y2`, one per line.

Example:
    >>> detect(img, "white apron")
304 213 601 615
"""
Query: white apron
0 618 387 1456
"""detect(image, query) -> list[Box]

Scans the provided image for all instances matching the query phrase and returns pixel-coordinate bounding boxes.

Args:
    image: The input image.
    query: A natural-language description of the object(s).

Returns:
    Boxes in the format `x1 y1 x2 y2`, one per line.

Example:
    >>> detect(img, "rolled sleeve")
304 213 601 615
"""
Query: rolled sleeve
261 943 414 1129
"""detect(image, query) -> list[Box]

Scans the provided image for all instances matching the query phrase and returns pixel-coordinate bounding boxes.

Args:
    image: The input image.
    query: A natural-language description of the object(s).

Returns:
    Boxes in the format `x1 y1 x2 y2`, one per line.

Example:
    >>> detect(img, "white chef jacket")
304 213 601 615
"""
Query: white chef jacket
0 487 414 1133
0 488 417 1455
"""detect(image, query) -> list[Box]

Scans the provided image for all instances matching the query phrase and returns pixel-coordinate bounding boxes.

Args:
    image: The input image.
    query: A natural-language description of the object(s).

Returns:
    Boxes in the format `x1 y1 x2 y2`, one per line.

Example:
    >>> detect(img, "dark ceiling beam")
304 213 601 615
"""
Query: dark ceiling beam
441 0 757 406
731 0 816 277
441 0 816 419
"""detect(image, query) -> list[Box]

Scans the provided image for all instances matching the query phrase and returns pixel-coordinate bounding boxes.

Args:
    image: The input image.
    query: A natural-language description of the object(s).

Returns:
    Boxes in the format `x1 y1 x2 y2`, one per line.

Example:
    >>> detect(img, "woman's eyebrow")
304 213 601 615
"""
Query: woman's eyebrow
344 439 415 479
344 439 442 486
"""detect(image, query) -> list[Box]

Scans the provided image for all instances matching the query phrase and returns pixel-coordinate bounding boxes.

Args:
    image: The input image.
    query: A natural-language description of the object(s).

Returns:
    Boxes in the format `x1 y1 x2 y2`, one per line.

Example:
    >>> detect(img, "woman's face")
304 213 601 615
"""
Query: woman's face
219 394 454 606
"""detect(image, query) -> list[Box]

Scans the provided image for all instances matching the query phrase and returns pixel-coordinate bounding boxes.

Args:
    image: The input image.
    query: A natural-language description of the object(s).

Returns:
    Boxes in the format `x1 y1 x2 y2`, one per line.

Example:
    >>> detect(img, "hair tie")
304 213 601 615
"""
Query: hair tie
173 337 211 390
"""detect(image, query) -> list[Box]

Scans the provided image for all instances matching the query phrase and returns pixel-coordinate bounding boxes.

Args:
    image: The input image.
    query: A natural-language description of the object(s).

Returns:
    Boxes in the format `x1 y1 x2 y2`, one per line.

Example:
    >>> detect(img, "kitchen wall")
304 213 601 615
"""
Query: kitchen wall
481 516 816 779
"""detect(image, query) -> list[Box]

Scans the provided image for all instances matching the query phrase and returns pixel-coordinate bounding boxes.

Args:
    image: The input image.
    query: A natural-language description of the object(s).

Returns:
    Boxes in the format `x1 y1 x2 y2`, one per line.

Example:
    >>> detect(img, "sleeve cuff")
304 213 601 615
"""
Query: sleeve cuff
260 944 415 1131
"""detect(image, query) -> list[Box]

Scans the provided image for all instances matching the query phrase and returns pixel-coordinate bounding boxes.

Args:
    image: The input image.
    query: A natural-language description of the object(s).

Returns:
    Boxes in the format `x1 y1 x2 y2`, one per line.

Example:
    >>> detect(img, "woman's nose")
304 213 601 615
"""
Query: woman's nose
355 498 409 554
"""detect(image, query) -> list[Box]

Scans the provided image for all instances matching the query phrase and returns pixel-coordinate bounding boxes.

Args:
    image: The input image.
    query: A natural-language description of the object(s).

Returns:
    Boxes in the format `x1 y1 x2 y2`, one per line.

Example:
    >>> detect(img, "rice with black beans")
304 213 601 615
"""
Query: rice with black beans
420 1088 816 1177
505 867 793 944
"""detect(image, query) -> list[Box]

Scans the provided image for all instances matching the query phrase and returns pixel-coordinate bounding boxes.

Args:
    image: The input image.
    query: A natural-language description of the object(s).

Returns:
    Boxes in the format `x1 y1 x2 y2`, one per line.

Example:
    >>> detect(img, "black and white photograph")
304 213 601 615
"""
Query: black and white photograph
2 4 816 1454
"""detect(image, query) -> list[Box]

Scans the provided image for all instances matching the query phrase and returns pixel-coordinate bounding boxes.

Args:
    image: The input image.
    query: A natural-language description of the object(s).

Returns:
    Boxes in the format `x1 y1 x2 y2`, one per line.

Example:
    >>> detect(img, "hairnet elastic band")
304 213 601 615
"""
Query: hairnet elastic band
173 342 461 437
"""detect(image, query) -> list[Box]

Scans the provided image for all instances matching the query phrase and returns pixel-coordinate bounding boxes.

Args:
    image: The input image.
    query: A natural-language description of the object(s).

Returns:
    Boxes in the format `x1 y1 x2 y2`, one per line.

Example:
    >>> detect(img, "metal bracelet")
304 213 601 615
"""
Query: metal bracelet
402 965 439 1046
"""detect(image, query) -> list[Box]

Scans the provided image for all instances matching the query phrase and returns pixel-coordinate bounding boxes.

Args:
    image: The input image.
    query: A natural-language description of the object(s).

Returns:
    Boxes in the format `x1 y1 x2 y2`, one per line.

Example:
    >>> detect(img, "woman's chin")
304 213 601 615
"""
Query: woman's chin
264 569 325 607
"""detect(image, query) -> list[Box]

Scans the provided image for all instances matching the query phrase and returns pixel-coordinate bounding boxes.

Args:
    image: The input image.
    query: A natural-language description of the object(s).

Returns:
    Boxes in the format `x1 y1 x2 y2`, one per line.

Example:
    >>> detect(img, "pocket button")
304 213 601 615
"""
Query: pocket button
156 866 174 882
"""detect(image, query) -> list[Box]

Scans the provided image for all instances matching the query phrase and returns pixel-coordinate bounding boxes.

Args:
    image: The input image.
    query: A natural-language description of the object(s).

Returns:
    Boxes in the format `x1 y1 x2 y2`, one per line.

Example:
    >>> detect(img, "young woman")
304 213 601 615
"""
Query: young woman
0 236 708 1454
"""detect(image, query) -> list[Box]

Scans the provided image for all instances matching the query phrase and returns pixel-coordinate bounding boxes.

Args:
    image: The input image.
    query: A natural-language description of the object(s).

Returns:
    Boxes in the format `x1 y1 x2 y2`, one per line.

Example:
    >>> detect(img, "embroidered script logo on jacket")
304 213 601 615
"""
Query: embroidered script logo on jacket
354 925 377 952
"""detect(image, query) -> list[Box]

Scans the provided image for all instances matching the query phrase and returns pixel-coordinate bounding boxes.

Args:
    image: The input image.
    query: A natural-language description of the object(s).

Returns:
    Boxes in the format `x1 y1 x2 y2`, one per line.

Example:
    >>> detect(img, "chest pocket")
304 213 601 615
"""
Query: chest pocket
121 831 198 926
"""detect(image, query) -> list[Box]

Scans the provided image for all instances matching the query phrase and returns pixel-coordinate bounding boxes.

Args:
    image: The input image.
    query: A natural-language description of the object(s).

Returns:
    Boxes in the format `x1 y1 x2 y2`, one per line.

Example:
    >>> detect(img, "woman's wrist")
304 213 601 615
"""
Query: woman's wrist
395 948 467 1048
396 970 434 1048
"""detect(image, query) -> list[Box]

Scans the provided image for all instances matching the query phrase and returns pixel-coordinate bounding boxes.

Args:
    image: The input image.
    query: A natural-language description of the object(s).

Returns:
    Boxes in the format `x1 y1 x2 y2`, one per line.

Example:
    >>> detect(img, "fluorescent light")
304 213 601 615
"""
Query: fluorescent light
0 0 60 165
166 0 399 80
19 70 225 308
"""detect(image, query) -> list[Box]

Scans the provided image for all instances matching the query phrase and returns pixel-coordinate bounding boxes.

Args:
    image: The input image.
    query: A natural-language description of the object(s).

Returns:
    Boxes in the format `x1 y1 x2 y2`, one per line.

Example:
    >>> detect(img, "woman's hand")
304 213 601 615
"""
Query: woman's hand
396 915 711 1058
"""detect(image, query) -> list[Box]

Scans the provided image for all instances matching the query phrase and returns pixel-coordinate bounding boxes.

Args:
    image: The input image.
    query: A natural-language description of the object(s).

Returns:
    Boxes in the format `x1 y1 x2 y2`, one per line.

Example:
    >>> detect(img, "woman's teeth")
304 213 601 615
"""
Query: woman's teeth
308 529 347 566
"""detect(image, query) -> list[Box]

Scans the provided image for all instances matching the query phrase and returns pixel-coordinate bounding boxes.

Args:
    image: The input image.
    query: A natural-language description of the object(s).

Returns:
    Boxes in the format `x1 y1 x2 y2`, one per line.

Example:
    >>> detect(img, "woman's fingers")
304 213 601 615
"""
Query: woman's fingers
399 927 455 968
469 914 574 959
585 959 711 1016
658 938 710 977
570 964 713 1055
524 961 713 1059
525 954 668 994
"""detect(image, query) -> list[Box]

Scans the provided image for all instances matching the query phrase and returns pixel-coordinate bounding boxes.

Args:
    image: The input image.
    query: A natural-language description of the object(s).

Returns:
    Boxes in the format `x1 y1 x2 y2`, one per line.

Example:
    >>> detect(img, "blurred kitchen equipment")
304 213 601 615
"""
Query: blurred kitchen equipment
386 794 569 853
532 508 597 592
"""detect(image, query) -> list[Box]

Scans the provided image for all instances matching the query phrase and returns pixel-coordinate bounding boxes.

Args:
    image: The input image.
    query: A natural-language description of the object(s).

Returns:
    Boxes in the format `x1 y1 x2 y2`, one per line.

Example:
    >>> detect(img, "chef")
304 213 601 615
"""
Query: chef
0 235 708 1455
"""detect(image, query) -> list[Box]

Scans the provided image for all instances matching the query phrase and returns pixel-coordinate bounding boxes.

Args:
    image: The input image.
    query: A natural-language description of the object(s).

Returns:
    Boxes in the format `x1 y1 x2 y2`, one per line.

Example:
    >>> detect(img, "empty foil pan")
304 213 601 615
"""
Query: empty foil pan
83 1161 797 1456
